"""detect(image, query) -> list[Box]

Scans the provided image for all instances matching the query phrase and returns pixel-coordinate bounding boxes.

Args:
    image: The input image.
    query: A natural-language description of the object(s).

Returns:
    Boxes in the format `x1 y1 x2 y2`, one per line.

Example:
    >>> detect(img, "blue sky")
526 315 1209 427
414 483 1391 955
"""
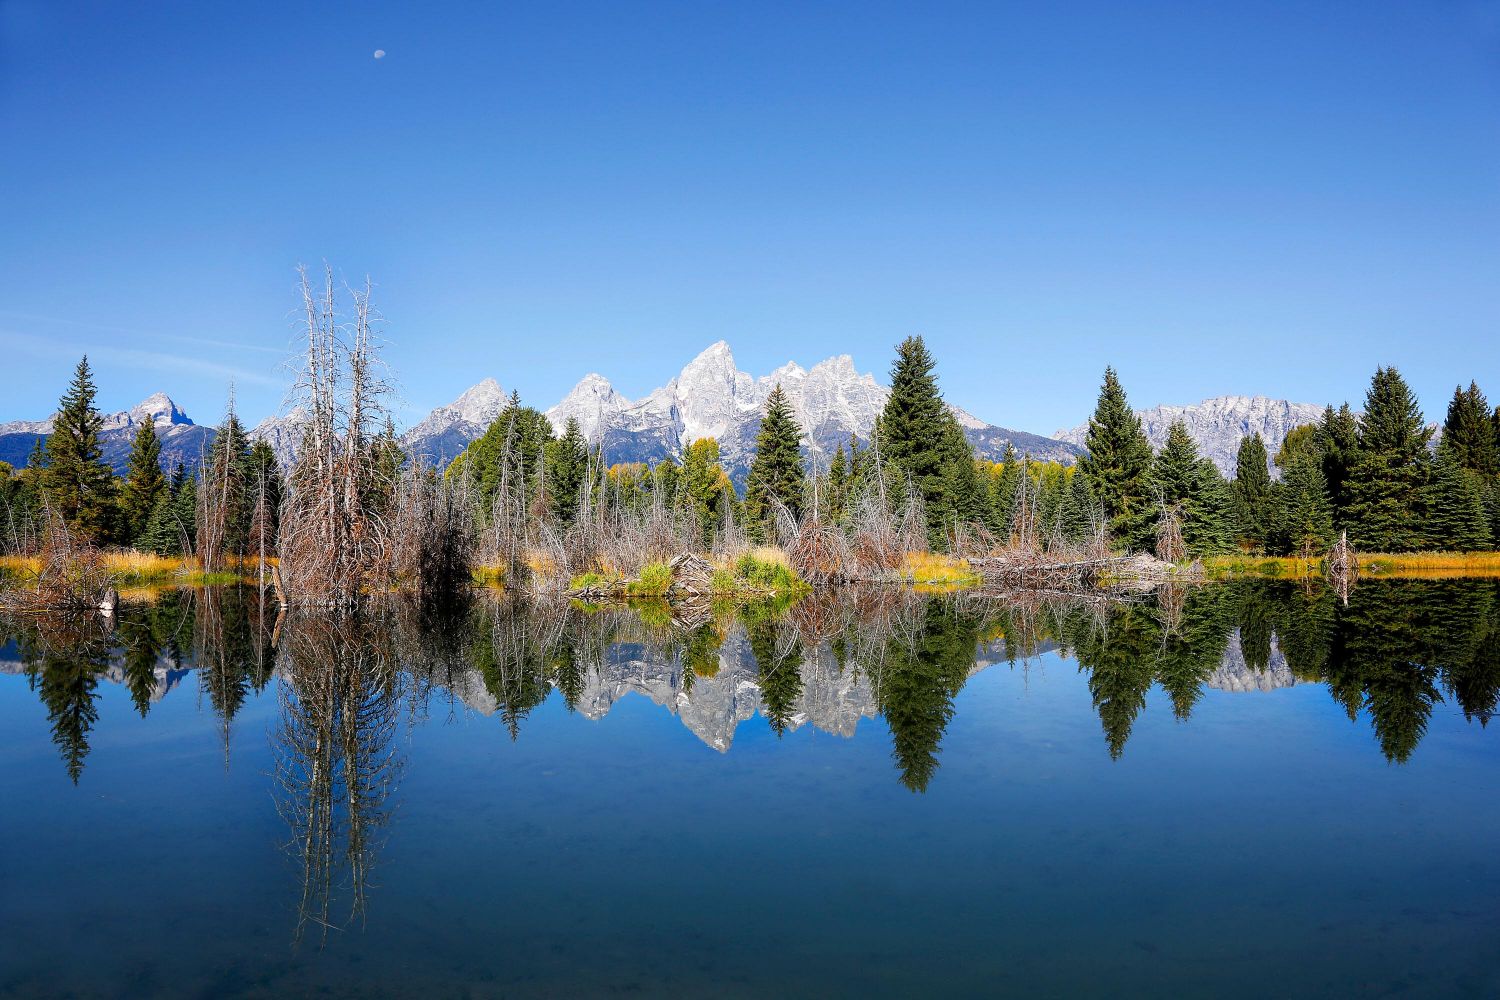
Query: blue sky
2 1 1497 434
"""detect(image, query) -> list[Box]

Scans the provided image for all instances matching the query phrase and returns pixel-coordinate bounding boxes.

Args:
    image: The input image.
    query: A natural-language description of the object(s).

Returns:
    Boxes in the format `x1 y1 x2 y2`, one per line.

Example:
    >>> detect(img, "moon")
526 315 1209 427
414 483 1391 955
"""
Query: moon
373 49 386 59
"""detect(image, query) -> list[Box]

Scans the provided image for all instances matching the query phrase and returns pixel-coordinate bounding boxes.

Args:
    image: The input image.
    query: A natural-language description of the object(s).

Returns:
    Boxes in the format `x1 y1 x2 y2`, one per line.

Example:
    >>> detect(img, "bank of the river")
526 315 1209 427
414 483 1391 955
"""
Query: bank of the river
1205 550 1500 580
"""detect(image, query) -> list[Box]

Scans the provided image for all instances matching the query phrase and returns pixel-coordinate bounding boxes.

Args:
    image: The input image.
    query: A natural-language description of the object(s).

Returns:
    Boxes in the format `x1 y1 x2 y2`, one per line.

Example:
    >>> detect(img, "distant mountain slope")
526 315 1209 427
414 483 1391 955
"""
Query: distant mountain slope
0 347 1083 482
533 341 1080 482
0 393 214 475
1056 395 1325 476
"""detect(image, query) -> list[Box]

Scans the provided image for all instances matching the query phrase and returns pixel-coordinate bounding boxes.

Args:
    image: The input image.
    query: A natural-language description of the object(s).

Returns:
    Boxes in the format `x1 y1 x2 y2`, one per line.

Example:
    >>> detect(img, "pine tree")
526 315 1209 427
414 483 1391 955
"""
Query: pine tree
875 337 952 542
245 439 283 564
545 417 590 525
1231 432 1273 551
987 442 1019 538
173 474 198 554
1423 452 1492 552
1272 453 1335 557
43 357 117 542
1317 403 1360 525
1059 468 1098 543
1149 421 1234 557
1441 382 1498 477
1345 367 1431 551
744 384 807 540
1078 367 1153 551
198 402 252 566
936 413 987 537
119 418 166 546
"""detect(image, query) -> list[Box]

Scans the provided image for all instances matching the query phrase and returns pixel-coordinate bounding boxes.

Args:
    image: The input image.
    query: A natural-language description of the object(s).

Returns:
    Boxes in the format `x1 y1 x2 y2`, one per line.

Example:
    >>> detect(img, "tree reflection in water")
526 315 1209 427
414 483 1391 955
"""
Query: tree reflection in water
3 578 1498 791
272 611 404 948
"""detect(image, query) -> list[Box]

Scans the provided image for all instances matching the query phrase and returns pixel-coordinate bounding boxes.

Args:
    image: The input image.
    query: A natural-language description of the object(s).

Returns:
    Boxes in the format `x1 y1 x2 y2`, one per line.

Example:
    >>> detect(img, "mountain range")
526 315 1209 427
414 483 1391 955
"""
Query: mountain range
402 341 1082 480
0 392 215 477
1056 395 1326 477
1 343 1329 484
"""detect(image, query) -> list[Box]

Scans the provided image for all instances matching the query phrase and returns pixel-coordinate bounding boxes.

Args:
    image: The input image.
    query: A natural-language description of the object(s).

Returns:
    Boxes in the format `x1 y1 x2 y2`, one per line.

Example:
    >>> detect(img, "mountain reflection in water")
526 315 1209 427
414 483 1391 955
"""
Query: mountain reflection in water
2 579 1498 994
4 579 1497 788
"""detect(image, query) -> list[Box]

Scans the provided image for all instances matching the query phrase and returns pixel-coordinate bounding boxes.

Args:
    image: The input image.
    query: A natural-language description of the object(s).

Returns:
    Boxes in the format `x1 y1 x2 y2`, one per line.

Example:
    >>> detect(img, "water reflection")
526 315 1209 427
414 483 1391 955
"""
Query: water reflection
3 579 1498 790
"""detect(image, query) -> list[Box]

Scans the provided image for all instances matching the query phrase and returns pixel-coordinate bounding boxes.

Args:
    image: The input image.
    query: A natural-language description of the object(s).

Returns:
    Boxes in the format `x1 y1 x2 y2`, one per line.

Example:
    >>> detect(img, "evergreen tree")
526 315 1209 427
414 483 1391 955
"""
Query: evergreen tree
140 493 182 555
199 403 253 562
1441 382 1498 477
1078 367 1153 550
1058 468 1098 543
1423 452 1492 552
1345 367 1431 551
545 417 591 525
986 442 1020 539
448 397 555 516
119 418 166 545
1273 453 1335 556
43 357 116 542
245 439 284 562
1231 432 1273 551
744 385 807 539
1317 403 1360 525
936 413 987 536
1149 421 1236 557
173 474 198 554
875 337 953 543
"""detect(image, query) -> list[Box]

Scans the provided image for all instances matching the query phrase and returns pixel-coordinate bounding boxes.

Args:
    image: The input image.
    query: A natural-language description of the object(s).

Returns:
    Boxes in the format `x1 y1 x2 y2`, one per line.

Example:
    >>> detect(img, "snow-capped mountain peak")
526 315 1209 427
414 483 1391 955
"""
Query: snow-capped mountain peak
1056 394 1325 476
546 373 627 441
132 392 193 428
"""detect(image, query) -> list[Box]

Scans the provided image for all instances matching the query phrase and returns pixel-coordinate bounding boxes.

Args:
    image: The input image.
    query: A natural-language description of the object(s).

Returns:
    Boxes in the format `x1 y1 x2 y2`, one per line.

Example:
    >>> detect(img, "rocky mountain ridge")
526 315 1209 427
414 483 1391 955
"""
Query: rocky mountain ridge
402 340 1082 479
1056 394 1326 476
0 393 214 476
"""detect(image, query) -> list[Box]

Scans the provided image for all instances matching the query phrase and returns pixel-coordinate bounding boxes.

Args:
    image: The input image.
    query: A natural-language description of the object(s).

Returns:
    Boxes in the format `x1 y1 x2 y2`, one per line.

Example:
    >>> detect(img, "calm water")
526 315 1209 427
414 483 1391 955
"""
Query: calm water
1 581 1497 998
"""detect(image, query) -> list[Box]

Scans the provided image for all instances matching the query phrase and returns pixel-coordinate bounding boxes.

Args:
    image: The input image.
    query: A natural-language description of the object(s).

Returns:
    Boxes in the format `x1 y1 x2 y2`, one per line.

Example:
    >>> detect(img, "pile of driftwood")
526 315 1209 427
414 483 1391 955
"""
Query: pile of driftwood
968 550 1184 594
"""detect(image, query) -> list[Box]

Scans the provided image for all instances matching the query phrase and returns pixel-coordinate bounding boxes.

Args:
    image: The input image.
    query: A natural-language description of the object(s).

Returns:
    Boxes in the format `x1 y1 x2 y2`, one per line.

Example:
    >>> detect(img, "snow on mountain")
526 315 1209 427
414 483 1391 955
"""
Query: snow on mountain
400 377 507 467
544 373 628 443
0 393 212 475
404 340 1084 481
1057 395 1326 476
246 407 310 469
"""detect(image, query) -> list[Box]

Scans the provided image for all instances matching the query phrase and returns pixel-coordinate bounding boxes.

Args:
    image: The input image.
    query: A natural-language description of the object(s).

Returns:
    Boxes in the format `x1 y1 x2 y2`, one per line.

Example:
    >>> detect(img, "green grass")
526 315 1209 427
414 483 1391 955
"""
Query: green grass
729 553 806 594
625 561 674 597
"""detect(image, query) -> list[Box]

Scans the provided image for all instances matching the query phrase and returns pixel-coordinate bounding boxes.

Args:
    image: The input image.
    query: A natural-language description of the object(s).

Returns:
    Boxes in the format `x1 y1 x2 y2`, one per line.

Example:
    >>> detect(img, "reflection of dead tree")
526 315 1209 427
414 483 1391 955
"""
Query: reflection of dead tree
273 613 403 948
1326 531 1357 605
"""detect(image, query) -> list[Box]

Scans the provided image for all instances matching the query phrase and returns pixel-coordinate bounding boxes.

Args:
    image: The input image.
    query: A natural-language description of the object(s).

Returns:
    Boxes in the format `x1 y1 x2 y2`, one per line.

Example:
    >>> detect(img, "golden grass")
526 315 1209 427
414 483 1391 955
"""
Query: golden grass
1205 551 1500 581
1356 551 1500 579
899 552 982 591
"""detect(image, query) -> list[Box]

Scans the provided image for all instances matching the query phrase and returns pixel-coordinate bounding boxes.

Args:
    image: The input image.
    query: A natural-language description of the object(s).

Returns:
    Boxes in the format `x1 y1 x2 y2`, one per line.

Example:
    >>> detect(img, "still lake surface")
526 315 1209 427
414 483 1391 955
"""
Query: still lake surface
1 580 1497 998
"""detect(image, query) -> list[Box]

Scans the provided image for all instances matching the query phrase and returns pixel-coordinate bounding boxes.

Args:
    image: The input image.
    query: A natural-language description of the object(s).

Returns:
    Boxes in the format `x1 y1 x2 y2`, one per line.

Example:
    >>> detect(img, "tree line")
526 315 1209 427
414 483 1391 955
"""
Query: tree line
1078 365 1500 558
6 331 1497 581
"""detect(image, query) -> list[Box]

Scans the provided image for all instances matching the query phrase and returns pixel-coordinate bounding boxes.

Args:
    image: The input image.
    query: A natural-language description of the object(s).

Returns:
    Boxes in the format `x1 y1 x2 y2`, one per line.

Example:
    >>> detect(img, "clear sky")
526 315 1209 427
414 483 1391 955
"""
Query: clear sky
2 1 1497 434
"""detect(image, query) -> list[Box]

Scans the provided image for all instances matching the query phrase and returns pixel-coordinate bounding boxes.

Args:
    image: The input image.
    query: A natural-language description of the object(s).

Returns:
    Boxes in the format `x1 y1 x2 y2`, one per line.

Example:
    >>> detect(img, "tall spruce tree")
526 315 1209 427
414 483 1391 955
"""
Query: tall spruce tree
744 385 807 539
1078 367 1153 551
875 337 953 543
1424 452 1493 552
43 357 117 542
119 418 167 546
1441 382 1498 478
1317 403 1360 526
1149 421 1234 557
1274 452 1335 556
1231 432 1273 552
1345 367 1431 551
546 417 590 525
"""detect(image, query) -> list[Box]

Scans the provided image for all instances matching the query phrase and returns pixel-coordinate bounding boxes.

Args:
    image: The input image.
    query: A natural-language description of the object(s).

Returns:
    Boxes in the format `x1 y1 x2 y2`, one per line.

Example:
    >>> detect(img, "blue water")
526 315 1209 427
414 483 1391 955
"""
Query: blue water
1 583 1497 997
